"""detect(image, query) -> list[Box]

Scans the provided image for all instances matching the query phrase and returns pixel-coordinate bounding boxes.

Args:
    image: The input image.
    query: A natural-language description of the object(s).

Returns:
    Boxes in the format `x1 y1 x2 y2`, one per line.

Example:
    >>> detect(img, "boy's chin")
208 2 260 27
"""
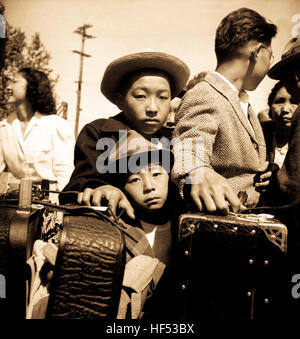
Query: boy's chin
142 205 163 212
139 202 165 213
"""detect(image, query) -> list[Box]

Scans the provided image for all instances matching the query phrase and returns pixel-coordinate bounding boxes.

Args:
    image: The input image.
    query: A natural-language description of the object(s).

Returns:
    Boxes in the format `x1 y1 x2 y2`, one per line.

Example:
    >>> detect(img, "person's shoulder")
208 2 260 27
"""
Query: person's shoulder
40 115 74 139
185 73 221 99
84 112 130 132
84 117 111 129
42 114 72 129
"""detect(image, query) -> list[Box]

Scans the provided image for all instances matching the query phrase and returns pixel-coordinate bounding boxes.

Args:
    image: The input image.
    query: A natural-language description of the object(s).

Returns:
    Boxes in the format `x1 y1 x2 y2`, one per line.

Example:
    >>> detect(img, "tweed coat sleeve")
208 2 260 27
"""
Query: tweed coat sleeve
171 81 220 184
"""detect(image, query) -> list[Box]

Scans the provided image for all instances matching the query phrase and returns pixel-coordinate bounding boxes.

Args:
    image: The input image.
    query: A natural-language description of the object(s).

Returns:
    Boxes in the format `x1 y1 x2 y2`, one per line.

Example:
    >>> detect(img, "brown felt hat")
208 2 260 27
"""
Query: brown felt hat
100 51 190 104
268 36 300 80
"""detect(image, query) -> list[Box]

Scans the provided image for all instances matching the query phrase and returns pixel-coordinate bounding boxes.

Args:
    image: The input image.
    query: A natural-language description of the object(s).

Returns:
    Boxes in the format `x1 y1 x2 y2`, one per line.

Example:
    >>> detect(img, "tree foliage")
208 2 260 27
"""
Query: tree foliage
0 24 58 119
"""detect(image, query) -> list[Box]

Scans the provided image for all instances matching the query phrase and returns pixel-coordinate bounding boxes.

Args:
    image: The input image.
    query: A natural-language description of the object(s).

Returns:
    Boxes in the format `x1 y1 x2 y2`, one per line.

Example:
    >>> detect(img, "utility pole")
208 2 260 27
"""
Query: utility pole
73 24 95 138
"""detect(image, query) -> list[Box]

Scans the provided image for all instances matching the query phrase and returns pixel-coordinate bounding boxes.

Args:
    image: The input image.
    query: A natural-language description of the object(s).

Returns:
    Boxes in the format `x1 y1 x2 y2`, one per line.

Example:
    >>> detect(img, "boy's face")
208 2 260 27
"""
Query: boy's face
124 162 169 212
117 73 171 136
244 43 274 91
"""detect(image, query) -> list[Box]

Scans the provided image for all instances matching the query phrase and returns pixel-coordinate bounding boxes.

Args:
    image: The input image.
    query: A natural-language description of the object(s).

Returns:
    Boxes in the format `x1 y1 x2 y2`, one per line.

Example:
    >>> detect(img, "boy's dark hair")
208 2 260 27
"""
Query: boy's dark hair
215 8 277 63
19 67 56 115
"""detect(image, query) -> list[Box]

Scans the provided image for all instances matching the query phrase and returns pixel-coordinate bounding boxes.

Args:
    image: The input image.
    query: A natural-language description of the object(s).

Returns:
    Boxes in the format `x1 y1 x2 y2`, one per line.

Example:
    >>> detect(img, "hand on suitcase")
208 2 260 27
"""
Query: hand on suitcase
188 167 244 214
77 185 136 220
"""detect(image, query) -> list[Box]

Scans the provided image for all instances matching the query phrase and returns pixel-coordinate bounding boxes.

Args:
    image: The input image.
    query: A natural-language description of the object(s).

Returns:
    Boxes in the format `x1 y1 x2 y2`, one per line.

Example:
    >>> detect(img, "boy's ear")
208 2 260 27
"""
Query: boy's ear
114 93 124 110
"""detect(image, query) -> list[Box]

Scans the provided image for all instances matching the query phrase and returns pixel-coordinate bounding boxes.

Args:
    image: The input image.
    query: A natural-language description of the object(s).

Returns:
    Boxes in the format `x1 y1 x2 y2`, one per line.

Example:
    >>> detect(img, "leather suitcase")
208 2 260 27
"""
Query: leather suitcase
175 212 288 320
46 212 126 319
0 203 44 319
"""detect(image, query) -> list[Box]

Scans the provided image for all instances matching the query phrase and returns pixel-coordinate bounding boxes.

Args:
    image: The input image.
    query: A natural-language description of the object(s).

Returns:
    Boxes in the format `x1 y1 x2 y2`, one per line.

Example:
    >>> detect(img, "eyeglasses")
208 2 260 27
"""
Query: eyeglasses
261 45 274 64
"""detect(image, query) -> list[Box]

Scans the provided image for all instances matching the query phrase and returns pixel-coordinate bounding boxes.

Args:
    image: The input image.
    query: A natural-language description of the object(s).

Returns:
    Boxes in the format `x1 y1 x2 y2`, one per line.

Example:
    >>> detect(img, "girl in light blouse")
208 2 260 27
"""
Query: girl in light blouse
0 67 75 194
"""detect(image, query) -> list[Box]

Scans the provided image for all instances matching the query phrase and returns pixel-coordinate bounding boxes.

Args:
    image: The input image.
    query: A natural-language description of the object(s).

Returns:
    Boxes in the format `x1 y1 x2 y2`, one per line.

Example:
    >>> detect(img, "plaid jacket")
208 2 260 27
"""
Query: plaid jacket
172 72 267 207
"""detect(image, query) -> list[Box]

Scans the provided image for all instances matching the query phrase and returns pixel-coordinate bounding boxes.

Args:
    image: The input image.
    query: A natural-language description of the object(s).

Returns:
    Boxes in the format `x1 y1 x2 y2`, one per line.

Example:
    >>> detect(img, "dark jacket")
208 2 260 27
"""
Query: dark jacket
60 113 134 203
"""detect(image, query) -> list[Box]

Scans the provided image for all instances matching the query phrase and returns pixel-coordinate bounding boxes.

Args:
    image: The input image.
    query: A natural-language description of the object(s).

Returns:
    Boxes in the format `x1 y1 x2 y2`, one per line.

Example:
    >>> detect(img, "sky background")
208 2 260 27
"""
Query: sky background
3 0 300 134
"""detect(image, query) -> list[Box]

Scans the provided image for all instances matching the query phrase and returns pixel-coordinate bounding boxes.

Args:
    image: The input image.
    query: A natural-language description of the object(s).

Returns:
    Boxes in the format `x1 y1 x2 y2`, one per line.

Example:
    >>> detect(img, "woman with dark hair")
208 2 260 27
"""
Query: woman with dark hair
261 80 298 168
0 67 75 194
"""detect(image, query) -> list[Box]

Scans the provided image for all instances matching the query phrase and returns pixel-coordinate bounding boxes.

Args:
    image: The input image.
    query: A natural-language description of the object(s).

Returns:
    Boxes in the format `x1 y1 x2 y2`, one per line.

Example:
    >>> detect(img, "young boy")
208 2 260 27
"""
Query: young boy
109 129 178 265
108 130 182 319
60 51 190 218
172 8 277 214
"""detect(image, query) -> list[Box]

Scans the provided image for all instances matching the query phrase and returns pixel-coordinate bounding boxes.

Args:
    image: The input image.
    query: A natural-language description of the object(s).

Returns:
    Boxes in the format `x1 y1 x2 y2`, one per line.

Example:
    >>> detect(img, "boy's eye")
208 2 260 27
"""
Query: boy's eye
159 95 169 100
127 177 140 184
152 171 162 177
134 94 146 99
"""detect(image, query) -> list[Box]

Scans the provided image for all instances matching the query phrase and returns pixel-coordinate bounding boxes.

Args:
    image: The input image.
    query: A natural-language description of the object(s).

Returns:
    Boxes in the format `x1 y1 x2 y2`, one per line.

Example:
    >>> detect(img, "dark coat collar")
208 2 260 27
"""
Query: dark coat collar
96 112 165 139
98 112 132 132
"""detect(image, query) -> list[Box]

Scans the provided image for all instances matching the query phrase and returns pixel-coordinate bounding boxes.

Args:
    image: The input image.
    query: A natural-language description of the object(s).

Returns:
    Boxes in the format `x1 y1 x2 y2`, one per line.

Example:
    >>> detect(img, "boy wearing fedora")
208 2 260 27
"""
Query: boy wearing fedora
268 35 300 202
172 8 277 214
60 51 189 219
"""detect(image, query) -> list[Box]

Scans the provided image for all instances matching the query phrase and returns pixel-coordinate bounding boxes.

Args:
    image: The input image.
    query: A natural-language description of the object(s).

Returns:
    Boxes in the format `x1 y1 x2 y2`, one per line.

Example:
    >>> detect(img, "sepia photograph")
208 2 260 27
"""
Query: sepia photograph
0 0 300 329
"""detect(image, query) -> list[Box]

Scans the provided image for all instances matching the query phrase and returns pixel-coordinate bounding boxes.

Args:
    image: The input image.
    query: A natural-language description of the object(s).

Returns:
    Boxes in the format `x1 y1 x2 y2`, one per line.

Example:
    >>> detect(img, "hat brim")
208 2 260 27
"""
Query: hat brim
108 148 174 175
268 52 300 80
101 52 190 104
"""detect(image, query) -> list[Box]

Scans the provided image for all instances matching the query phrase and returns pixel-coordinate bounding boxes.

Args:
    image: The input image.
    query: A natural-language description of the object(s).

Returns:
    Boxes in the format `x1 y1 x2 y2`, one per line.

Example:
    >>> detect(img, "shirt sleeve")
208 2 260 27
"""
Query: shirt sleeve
51 117 75 191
